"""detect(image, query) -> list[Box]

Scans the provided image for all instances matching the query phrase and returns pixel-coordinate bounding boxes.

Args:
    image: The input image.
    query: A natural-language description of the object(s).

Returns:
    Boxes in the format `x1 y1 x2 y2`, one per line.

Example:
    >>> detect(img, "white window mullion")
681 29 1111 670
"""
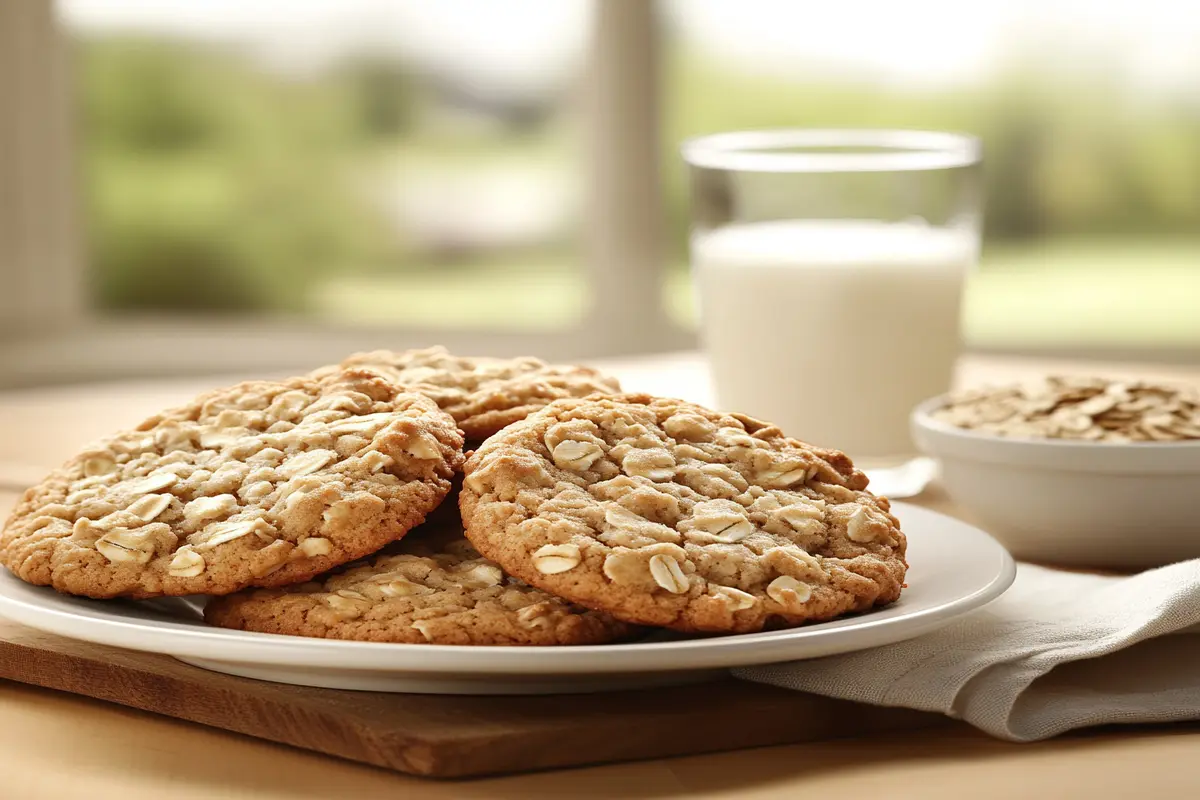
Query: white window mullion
583 0 691 354
0 0 83 338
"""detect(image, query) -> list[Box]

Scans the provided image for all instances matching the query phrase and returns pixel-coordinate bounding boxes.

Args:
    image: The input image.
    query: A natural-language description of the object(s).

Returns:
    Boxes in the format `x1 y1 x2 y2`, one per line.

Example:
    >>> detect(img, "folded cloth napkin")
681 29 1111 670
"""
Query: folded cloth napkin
734 560 1200 741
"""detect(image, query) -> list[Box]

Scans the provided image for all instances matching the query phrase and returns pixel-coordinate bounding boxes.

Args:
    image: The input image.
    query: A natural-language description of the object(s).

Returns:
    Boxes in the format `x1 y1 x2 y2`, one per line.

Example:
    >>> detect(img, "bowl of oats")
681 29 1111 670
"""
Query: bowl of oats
911 376 1200 569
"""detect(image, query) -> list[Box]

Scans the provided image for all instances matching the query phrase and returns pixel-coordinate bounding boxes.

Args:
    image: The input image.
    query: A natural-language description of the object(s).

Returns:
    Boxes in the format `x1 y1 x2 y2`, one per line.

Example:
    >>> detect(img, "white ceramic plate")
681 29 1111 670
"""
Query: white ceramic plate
0 503 1014 695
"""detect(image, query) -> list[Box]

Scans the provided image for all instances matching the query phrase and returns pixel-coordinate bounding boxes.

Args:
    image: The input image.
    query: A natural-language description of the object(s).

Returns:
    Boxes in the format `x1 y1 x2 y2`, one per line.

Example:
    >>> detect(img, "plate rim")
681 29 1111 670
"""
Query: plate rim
0 502 1015 675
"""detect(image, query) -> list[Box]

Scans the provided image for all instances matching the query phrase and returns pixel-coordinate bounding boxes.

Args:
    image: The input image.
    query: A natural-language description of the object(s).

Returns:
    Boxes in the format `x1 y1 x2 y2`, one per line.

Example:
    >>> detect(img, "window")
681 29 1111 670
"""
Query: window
2 0 1195 388
0 1 686 387
67 1 592 330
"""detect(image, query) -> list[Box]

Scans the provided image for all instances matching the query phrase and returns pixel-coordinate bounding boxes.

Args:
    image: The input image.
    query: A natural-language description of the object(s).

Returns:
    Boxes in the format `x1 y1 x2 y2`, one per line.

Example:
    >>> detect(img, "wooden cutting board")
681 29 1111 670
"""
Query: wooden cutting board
0 617 945 778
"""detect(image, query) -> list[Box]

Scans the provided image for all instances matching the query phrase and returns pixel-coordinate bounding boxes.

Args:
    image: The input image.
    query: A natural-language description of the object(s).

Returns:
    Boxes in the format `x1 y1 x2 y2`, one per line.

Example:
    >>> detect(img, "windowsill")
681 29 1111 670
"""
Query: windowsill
4 314 1198 391
0 316 697 388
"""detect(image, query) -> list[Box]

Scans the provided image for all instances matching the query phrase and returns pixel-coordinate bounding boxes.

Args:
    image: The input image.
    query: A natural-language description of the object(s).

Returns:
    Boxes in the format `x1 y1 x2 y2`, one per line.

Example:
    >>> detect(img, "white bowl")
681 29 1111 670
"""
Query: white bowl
911 396 1200 569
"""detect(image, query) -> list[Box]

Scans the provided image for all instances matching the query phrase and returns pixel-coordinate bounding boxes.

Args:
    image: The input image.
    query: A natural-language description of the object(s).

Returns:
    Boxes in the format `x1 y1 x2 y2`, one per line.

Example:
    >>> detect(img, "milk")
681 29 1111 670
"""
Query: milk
691 219 976 460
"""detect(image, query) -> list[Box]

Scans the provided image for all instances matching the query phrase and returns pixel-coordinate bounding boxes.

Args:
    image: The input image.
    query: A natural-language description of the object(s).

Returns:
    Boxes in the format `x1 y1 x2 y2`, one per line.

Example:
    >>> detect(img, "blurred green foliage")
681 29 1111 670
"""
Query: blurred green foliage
82 38 390 312
664 48 1200 246
82 36 1200 316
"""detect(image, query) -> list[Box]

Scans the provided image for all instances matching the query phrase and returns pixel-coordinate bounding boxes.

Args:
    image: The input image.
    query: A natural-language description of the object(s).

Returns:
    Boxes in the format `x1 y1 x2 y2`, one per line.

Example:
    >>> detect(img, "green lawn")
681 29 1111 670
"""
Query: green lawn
963 240 1200 349
313 239 1200 350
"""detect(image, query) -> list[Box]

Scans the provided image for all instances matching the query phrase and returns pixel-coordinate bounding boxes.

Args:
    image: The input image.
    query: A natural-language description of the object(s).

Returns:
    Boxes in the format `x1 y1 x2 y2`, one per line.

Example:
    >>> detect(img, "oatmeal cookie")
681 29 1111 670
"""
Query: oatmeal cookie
205 519 633 645
1 369 463 598
313 347 620 441
459 394 906 633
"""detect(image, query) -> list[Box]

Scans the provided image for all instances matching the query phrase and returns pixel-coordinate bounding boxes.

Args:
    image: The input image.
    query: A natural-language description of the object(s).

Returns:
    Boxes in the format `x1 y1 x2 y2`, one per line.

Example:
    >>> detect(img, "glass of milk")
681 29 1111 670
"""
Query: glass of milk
682 129 982 497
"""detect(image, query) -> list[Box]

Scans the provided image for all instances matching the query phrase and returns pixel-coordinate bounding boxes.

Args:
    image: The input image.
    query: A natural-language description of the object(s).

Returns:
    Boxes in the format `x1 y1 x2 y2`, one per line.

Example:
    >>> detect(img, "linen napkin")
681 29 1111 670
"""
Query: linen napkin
734 560 1200 741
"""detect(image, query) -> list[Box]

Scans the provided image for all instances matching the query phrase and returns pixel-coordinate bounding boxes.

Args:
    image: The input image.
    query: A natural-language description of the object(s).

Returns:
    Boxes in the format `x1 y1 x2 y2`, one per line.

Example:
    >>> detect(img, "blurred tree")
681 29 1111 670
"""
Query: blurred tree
82 40 224 152
80 38 388 313
976 75 1054 240
341 58 418 141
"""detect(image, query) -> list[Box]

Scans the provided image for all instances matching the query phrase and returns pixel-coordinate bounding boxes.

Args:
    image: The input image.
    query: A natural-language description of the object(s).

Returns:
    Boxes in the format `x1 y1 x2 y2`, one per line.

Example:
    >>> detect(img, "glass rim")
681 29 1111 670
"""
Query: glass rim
681 128 981 173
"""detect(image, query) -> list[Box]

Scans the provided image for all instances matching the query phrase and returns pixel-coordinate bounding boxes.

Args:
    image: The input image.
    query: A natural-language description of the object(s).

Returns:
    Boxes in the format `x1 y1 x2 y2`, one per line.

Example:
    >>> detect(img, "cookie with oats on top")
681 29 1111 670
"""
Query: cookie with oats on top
0 369 463 599
206 517 633 646
459 394 906 633
312 346 621 442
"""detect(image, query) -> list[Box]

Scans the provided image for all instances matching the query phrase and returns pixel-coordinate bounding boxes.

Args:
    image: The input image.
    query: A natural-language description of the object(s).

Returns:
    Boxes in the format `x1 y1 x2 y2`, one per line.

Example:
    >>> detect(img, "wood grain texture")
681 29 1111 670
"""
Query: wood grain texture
0 618 943 778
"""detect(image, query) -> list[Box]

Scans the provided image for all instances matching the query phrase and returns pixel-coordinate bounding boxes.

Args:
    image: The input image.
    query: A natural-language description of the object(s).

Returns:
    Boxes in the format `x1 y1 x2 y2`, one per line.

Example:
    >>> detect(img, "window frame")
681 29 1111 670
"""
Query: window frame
0 0 693 388
5 1 1193 389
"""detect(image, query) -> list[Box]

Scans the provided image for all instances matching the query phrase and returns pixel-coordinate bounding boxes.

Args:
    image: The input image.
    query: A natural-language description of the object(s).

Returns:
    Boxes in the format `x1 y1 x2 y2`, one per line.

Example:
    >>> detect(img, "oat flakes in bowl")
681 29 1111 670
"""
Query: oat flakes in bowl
911 378 1200 569
931 376 1200 443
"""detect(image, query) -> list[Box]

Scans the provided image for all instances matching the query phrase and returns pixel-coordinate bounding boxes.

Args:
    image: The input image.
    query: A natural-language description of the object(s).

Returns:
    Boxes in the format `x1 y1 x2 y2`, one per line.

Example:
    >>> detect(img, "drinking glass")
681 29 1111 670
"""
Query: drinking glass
682 129 982 497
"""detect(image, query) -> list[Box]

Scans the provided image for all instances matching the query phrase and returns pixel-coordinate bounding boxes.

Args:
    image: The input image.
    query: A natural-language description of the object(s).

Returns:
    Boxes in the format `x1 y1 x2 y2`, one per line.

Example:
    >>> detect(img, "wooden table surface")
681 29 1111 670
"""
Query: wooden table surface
3 352 1200 799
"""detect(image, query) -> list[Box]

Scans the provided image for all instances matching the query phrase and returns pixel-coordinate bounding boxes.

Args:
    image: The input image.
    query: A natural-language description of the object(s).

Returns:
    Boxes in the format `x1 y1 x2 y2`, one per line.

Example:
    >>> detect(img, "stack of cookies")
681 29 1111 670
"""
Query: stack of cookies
0 347 907 646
